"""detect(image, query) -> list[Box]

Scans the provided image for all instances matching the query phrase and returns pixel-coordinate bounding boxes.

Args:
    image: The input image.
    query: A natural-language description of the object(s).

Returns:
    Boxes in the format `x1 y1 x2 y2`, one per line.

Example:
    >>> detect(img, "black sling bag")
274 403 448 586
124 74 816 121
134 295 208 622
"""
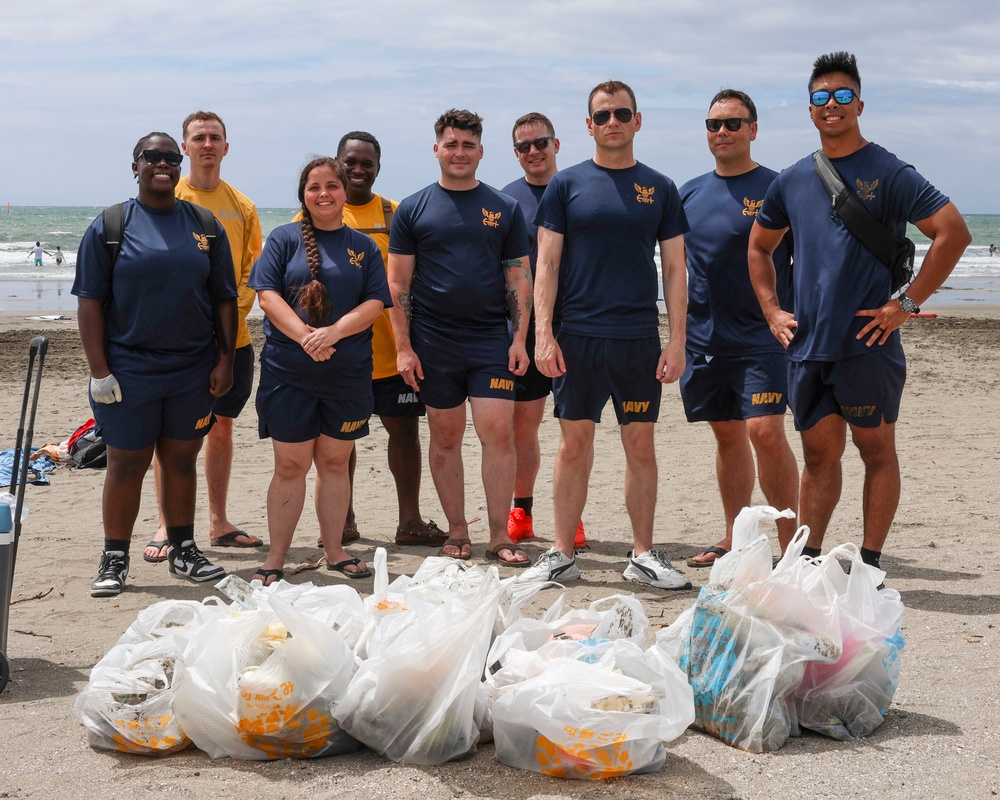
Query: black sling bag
812 151 915 293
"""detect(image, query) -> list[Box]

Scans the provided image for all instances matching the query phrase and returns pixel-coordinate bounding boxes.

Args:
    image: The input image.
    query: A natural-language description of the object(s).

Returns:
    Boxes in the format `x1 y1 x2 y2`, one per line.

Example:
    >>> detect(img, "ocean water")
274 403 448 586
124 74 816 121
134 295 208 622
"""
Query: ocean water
1 206 998 311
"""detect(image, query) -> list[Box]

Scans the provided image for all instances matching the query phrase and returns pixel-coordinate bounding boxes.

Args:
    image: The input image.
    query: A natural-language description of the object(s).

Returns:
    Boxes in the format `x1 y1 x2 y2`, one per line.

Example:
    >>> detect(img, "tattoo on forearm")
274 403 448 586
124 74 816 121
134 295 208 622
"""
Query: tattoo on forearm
397 291 412 322
506 289 522 332
502 258 521 270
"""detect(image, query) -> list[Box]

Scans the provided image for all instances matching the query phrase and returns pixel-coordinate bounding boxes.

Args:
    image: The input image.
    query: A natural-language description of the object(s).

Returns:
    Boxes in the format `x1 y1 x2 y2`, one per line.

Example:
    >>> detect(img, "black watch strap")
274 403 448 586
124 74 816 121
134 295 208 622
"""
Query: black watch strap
898 294 920 314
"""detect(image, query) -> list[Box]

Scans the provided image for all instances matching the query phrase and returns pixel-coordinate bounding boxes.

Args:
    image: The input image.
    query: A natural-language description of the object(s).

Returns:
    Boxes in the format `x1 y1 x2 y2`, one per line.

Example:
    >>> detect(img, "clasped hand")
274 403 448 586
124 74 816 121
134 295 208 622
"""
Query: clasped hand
300 325 337 361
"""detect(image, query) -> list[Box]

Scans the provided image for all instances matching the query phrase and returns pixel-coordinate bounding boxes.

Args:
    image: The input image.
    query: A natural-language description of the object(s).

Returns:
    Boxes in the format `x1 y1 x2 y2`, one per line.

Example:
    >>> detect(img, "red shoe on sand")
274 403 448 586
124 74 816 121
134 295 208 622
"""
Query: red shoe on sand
508 508 535 542
574 520 587 549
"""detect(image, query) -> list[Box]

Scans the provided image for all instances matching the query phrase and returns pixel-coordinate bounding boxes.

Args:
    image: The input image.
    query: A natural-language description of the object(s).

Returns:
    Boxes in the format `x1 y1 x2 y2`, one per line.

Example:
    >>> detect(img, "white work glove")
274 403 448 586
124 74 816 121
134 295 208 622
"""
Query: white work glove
90 374 122 404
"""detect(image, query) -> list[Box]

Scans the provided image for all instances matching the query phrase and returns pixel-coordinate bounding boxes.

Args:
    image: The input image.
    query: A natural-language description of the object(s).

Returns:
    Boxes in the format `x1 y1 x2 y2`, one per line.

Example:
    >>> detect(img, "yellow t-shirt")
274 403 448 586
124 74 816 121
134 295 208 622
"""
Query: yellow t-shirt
292 194 400 379
176 177 263 349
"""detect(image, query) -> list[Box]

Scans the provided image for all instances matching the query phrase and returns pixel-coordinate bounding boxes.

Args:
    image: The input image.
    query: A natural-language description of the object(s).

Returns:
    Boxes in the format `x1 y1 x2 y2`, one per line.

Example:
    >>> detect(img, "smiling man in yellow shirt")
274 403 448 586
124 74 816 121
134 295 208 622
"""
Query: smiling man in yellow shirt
335 131 445 547
144 111 264 563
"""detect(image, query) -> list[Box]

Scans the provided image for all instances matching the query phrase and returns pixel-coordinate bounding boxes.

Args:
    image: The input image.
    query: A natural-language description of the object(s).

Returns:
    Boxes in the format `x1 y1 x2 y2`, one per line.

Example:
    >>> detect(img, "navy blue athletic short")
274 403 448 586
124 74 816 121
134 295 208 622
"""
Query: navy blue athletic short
552 333 661 424
373 373 425 418
680 349 788 423
256 366 373 442
95 345 217 450
213 343 254 418
788 346 906 431
518 324 552 402
412 323 515 409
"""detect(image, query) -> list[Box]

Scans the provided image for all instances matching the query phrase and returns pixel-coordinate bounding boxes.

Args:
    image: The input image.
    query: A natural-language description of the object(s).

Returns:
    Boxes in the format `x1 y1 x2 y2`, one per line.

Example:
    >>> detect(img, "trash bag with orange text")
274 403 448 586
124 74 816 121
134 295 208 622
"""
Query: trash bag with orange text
172 593 360 760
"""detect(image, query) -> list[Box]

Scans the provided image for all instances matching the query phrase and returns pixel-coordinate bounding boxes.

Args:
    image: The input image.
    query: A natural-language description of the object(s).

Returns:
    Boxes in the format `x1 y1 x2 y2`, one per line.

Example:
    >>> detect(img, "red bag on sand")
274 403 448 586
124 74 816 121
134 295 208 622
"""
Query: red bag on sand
67 418 96 450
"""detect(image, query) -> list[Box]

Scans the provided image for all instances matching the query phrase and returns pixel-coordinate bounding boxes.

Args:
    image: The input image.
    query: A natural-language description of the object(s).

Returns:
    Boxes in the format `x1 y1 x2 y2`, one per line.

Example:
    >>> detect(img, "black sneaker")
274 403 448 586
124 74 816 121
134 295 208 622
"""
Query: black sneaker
167 542 226 583
91 550 129 597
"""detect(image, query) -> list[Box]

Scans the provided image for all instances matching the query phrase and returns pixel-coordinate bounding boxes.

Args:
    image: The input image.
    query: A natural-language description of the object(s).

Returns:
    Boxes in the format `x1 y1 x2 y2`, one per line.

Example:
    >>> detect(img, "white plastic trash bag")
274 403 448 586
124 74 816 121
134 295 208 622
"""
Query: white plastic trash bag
787 544 905 740
116 598 228 646
75 636 190 756
173 594 360 759
336 565 501 764
658 511 842 752
492 654 693 780
486 593 649 677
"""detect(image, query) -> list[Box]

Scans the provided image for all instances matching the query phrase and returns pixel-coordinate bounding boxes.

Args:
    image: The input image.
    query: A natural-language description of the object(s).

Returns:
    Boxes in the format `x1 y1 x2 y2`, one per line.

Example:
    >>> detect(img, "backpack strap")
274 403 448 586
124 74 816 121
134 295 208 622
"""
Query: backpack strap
381 197 394 234
187 201 218 249
351 197 395 236
101 202 125 268
102 201 217 266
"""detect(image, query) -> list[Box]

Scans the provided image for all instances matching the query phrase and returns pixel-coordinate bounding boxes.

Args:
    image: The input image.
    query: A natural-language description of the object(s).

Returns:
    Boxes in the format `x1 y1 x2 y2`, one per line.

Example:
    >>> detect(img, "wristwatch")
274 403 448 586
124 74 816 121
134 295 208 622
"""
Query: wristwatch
898 294 920 314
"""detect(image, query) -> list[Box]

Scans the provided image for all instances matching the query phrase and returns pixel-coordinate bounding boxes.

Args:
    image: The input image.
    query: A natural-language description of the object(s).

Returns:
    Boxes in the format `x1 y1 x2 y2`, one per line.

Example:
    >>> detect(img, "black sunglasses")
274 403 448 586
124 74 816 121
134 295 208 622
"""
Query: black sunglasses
810 87 856 106
591 107 634 126
137 150 183 167
705 117 754 133
514 136 555 154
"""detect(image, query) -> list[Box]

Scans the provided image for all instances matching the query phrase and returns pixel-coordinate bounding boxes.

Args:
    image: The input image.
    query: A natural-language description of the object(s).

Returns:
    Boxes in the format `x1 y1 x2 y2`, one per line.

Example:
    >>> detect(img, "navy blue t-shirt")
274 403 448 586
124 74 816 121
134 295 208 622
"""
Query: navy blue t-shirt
533 159 689 339
73 198 237 358
681 166 792 356
501 177 545 269
757 143 948 362
250 223 392 398
389 182 530 334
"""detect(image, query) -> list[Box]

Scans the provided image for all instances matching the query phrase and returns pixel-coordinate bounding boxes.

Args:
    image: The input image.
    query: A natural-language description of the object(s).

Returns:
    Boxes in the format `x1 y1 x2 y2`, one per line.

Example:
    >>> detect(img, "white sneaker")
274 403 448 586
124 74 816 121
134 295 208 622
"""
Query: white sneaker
517 547 580 584
167 541 226 583
91 550 129 597
623 549 692 590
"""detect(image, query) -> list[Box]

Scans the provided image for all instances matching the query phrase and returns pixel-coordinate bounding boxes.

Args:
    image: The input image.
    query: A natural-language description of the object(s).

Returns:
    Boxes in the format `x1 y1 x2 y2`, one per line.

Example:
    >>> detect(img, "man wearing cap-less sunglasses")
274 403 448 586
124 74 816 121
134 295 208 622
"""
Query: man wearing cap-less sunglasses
749 51 971 584
520 80 691 590
501 113 588 550
809 87 856 107
680 89 799 570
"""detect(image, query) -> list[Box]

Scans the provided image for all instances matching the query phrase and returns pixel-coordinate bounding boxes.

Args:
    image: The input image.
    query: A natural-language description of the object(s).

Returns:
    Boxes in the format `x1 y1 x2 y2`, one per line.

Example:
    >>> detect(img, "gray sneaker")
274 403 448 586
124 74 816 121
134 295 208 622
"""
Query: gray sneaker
623 549 692 590
167 542 226 583
91 550 129 597
517 547 581 584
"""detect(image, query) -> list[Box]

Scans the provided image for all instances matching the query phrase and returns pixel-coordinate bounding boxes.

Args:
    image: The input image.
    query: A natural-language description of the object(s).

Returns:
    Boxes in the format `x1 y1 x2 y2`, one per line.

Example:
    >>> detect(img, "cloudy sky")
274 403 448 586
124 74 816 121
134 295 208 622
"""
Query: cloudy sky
3 0 997 211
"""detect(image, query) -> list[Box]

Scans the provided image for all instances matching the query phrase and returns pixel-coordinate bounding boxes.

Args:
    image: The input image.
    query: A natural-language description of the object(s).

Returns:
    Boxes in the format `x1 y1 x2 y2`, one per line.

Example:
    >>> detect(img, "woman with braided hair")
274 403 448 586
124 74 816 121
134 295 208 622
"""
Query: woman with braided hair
249 157 391 585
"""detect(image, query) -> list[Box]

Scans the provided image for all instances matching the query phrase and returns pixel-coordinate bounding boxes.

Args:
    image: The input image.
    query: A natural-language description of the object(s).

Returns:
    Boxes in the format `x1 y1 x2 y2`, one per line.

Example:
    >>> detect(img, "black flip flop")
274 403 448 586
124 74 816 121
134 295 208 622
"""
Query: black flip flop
686 546 729 568
327 557 372 579
251 567 284 586
211 530 263 548
142 539 168 563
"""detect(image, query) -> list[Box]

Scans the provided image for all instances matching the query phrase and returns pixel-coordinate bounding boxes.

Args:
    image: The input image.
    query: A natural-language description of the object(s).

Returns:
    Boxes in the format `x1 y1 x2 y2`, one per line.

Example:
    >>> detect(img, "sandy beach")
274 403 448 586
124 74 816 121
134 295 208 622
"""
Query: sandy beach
0 308 997 800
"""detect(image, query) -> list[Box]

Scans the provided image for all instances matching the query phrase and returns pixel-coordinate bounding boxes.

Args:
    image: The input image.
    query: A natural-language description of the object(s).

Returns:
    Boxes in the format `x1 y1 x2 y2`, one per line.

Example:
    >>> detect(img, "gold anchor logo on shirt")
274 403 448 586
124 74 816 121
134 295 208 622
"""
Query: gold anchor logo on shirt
635 184 655 204
348 248 365 268
482 208 502 228
192 232 210 251
743 197 763 216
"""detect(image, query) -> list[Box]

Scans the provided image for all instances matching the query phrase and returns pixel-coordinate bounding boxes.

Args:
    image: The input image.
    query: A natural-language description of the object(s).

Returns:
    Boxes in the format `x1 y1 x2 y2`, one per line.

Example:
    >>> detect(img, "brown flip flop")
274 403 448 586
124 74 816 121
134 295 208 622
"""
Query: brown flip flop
438 537 473 560
485 542 530 567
